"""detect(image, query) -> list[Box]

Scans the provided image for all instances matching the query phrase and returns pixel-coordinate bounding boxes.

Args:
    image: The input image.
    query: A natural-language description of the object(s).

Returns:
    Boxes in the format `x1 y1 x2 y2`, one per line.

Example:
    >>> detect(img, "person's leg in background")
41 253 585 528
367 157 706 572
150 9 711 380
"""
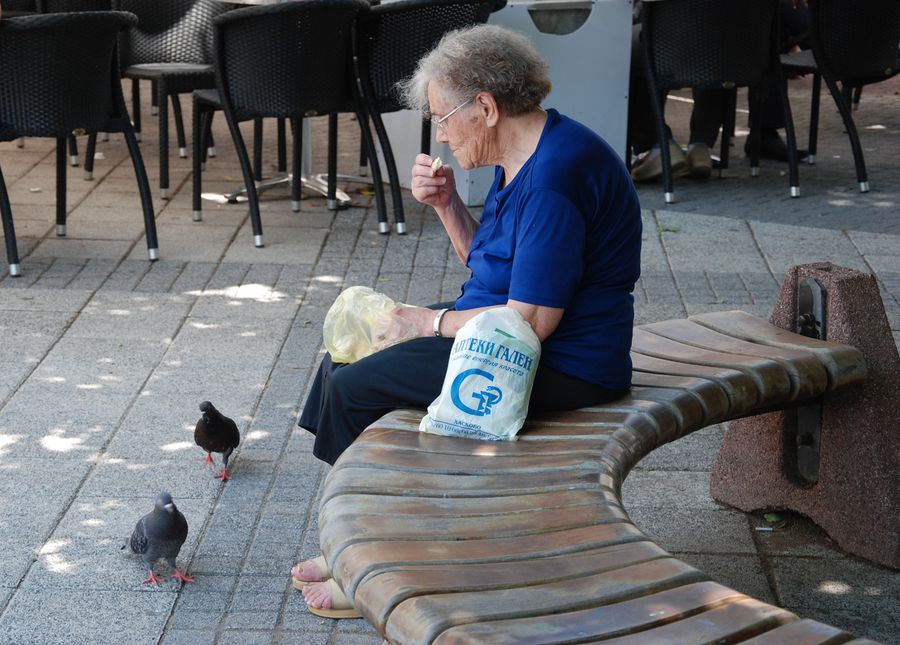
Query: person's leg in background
746 0 810 161
686 88 727 179
627 22 688 182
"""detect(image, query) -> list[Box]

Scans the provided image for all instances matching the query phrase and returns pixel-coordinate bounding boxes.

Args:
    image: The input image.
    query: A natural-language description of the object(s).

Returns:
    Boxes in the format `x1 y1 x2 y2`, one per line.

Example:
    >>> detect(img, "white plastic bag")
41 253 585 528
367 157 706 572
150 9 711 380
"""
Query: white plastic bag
420 307 541 441
323 286 418 364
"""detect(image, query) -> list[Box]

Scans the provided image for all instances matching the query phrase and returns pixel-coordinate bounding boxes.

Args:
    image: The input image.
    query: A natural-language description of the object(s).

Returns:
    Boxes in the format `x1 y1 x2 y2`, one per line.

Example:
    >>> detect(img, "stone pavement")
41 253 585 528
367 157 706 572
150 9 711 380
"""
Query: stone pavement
0 76 897 645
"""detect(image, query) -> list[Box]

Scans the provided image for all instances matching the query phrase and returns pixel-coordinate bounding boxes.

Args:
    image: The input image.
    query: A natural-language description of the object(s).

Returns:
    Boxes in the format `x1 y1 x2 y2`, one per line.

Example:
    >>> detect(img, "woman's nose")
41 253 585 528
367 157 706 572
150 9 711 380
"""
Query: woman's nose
435 127 448 144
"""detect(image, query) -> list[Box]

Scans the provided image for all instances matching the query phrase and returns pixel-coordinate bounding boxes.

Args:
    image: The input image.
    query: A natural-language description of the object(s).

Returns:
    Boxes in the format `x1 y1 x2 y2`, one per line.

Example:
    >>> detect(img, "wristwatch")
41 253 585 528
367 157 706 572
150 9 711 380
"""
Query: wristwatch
433 308 450 337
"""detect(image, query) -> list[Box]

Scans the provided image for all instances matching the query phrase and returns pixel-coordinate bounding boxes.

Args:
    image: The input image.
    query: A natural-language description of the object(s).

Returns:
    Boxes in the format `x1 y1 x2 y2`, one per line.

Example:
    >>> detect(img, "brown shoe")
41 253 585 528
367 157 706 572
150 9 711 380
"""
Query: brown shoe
686 143 712 179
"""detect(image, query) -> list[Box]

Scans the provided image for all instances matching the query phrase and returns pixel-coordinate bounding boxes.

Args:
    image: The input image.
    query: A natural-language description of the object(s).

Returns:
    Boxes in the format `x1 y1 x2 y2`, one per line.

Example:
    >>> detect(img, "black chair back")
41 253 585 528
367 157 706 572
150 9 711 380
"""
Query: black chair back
363 0 506 112
37 0 111 11
644 0 779 90
118 0 229 66
0 11 136 140
212 0 368 121
811 0 900 84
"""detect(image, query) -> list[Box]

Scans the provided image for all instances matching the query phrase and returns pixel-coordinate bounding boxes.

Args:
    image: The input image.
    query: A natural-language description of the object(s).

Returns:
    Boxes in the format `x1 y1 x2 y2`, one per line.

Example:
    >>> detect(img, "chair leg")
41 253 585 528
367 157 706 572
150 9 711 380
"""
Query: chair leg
56 137 67 237
851 85 863 111
121 122 159 261
151 81 158 116
420 117 431 158
68 134 79 167
370 108 406 234
193 96 204 222
747 85 764 177
808 73 821 165
327 113 339 211
84 133 97 180
777 73 800 198
277 117 287 174
823 74 868 192
201 112 215 165
171 94 188 158
0 164 21 277
132 79 142 142
355 109 390 234
157 81 170 199
358 132 368 176
718 89 737 178
290 117 302 213
253 118 264 181
226 115 264 247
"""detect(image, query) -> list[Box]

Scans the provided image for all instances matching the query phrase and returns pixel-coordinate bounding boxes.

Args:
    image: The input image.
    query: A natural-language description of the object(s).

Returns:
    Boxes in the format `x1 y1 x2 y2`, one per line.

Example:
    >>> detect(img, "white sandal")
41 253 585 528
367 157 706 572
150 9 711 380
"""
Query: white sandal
304 578 362 619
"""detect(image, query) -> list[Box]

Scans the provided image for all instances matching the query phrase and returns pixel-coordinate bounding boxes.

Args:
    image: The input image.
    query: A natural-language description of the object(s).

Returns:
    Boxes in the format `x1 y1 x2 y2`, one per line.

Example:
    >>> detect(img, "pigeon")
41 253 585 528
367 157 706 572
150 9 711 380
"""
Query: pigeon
194 400 240 481
128 491 193 586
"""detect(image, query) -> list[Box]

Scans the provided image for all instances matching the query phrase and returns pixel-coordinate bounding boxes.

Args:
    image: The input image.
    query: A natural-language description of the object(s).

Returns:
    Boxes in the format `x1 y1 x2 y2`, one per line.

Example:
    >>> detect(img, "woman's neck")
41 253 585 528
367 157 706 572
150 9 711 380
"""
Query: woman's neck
495 107 548 187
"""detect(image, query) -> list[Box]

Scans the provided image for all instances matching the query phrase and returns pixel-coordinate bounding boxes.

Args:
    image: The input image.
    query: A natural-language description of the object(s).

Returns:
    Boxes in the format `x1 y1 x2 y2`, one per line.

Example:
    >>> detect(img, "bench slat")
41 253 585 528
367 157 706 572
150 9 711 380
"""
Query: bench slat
360 542 672 630
320 489 611 521
430 581 748 644
321 504 629 550
383 557 706 643
331 524 649 598
595 597 796 644
630 371 731 423
631 352 760 416
357 424 606 454
738 618 856 644
643 319 829 400
329 444 611 474
632 328 794 405
688 310 866 390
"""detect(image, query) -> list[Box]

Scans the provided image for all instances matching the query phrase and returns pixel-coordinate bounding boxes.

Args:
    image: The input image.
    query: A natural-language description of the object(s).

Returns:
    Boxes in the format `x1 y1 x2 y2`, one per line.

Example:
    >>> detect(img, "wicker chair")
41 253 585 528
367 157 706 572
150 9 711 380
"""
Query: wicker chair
354 0 506 233
781 0 900 192
641 0 800 204
113 0 230 200
192 0 371 248
0 11 158 277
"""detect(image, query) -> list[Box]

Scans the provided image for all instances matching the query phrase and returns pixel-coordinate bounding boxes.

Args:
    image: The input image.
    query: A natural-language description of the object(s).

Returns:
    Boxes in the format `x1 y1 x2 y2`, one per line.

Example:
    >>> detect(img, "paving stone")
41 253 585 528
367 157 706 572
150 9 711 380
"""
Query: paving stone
674 553 776 604
625 507 757 555
770 556 899 643
0 589 175 645
159 629 218 645
621 470 721 510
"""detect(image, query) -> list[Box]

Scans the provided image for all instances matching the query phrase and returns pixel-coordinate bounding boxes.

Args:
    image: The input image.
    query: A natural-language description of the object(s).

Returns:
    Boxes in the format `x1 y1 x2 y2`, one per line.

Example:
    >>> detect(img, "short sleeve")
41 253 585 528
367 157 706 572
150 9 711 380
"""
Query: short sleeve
508 188 586 308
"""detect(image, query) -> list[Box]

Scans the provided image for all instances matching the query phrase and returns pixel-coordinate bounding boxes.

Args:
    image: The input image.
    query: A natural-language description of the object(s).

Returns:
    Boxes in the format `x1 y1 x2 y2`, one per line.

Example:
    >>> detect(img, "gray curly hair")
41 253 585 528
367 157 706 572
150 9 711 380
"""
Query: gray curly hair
399 24 551 117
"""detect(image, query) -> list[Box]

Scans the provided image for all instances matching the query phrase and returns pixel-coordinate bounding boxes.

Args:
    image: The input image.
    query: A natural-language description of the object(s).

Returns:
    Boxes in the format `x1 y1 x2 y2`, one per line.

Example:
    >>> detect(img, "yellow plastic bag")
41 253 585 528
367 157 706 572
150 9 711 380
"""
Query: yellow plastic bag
323 286 419 363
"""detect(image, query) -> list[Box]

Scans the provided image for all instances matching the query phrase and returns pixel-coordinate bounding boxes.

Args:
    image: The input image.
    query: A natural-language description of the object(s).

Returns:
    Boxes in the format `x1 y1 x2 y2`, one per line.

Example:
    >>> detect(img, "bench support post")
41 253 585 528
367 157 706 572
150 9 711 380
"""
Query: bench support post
711 263 900 569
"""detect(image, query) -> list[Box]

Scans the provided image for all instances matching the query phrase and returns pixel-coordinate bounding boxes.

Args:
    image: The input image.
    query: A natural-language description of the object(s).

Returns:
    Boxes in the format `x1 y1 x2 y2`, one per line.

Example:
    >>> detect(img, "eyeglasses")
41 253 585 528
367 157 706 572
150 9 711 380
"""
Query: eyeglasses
430 98 472 131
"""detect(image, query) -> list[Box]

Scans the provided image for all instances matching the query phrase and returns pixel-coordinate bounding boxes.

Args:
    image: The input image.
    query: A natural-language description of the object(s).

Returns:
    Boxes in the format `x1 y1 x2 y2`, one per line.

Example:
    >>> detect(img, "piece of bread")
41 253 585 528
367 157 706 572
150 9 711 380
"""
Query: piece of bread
430 157 443 172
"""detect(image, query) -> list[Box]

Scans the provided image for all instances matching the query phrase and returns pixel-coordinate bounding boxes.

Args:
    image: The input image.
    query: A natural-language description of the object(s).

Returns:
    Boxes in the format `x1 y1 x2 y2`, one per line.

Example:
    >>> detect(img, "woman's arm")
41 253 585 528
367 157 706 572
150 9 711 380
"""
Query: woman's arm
411 154 479 263
393 300 564 343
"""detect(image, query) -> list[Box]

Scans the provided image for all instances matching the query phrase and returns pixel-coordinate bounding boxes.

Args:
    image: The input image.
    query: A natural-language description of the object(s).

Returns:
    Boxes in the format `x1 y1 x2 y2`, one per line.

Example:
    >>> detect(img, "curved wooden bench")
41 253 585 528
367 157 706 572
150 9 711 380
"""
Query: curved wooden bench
318 310 871 644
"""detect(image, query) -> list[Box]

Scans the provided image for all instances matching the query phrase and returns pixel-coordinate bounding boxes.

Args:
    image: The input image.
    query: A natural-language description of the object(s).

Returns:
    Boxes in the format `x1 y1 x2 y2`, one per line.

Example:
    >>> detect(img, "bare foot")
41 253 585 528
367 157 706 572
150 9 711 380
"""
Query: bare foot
301 580 336 609
302 579 362 618
291 554 330 587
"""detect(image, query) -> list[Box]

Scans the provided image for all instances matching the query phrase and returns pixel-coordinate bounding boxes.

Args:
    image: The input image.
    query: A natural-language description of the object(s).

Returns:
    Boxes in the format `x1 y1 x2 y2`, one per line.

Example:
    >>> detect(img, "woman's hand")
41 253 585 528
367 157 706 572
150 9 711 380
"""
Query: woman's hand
388 305 440 339
411 154 456 210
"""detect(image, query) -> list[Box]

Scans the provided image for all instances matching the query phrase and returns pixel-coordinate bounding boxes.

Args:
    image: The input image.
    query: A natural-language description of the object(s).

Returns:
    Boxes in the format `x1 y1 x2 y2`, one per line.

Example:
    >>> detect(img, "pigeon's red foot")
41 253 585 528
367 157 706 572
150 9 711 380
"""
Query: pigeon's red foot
172 569 195 584
216 468 230 482
203 452 214 465
143 570 166 586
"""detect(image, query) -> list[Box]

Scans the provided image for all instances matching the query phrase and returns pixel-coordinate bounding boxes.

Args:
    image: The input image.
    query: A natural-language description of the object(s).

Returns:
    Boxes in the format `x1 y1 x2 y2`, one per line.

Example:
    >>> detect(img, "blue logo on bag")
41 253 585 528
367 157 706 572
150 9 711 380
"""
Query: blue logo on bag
450 368 503 416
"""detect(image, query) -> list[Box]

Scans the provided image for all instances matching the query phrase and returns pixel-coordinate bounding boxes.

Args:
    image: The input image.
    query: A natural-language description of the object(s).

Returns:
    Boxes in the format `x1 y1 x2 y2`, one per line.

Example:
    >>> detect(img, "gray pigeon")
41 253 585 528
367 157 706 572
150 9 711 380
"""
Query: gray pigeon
194 401 240 481
129 491 192 585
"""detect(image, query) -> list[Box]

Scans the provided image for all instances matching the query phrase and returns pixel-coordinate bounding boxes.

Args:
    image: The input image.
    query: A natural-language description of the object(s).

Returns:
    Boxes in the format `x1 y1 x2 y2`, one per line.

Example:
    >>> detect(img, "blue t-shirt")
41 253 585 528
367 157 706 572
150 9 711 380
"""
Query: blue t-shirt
454 109 642 389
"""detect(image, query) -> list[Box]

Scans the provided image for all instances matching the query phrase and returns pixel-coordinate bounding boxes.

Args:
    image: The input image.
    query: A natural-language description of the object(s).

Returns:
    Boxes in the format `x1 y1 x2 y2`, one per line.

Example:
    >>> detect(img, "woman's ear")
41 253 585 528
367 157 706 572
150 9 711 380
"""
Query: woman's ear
475 92 500 127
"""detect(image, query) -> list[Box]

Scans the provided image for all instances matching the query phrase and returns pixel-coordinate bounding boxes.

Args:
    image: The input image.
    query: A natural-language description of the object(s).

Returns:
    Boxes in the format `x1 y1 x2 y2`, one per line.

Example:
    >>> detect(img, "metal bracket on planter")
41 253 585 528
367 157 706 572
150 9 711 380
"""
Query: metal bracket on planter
793 277 827 486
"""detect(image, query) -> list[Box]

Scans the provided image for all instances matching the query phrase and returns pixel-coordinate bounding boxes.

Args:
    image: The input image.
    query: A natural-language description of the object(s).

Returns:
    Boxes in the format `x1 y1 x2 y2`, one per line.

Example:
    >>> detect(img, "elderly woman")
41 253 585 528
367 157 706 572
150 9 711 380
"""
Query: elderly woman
295 24 642 616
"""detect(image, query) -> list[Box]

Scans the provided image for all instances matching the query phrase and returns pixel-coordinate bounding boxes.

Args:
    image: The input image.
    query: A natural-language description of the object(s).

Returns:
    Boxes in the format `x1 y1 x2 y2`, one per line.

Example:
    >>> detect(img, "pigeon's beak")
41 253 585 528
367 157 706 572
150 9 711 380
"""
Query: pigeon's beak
164 503 175 513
